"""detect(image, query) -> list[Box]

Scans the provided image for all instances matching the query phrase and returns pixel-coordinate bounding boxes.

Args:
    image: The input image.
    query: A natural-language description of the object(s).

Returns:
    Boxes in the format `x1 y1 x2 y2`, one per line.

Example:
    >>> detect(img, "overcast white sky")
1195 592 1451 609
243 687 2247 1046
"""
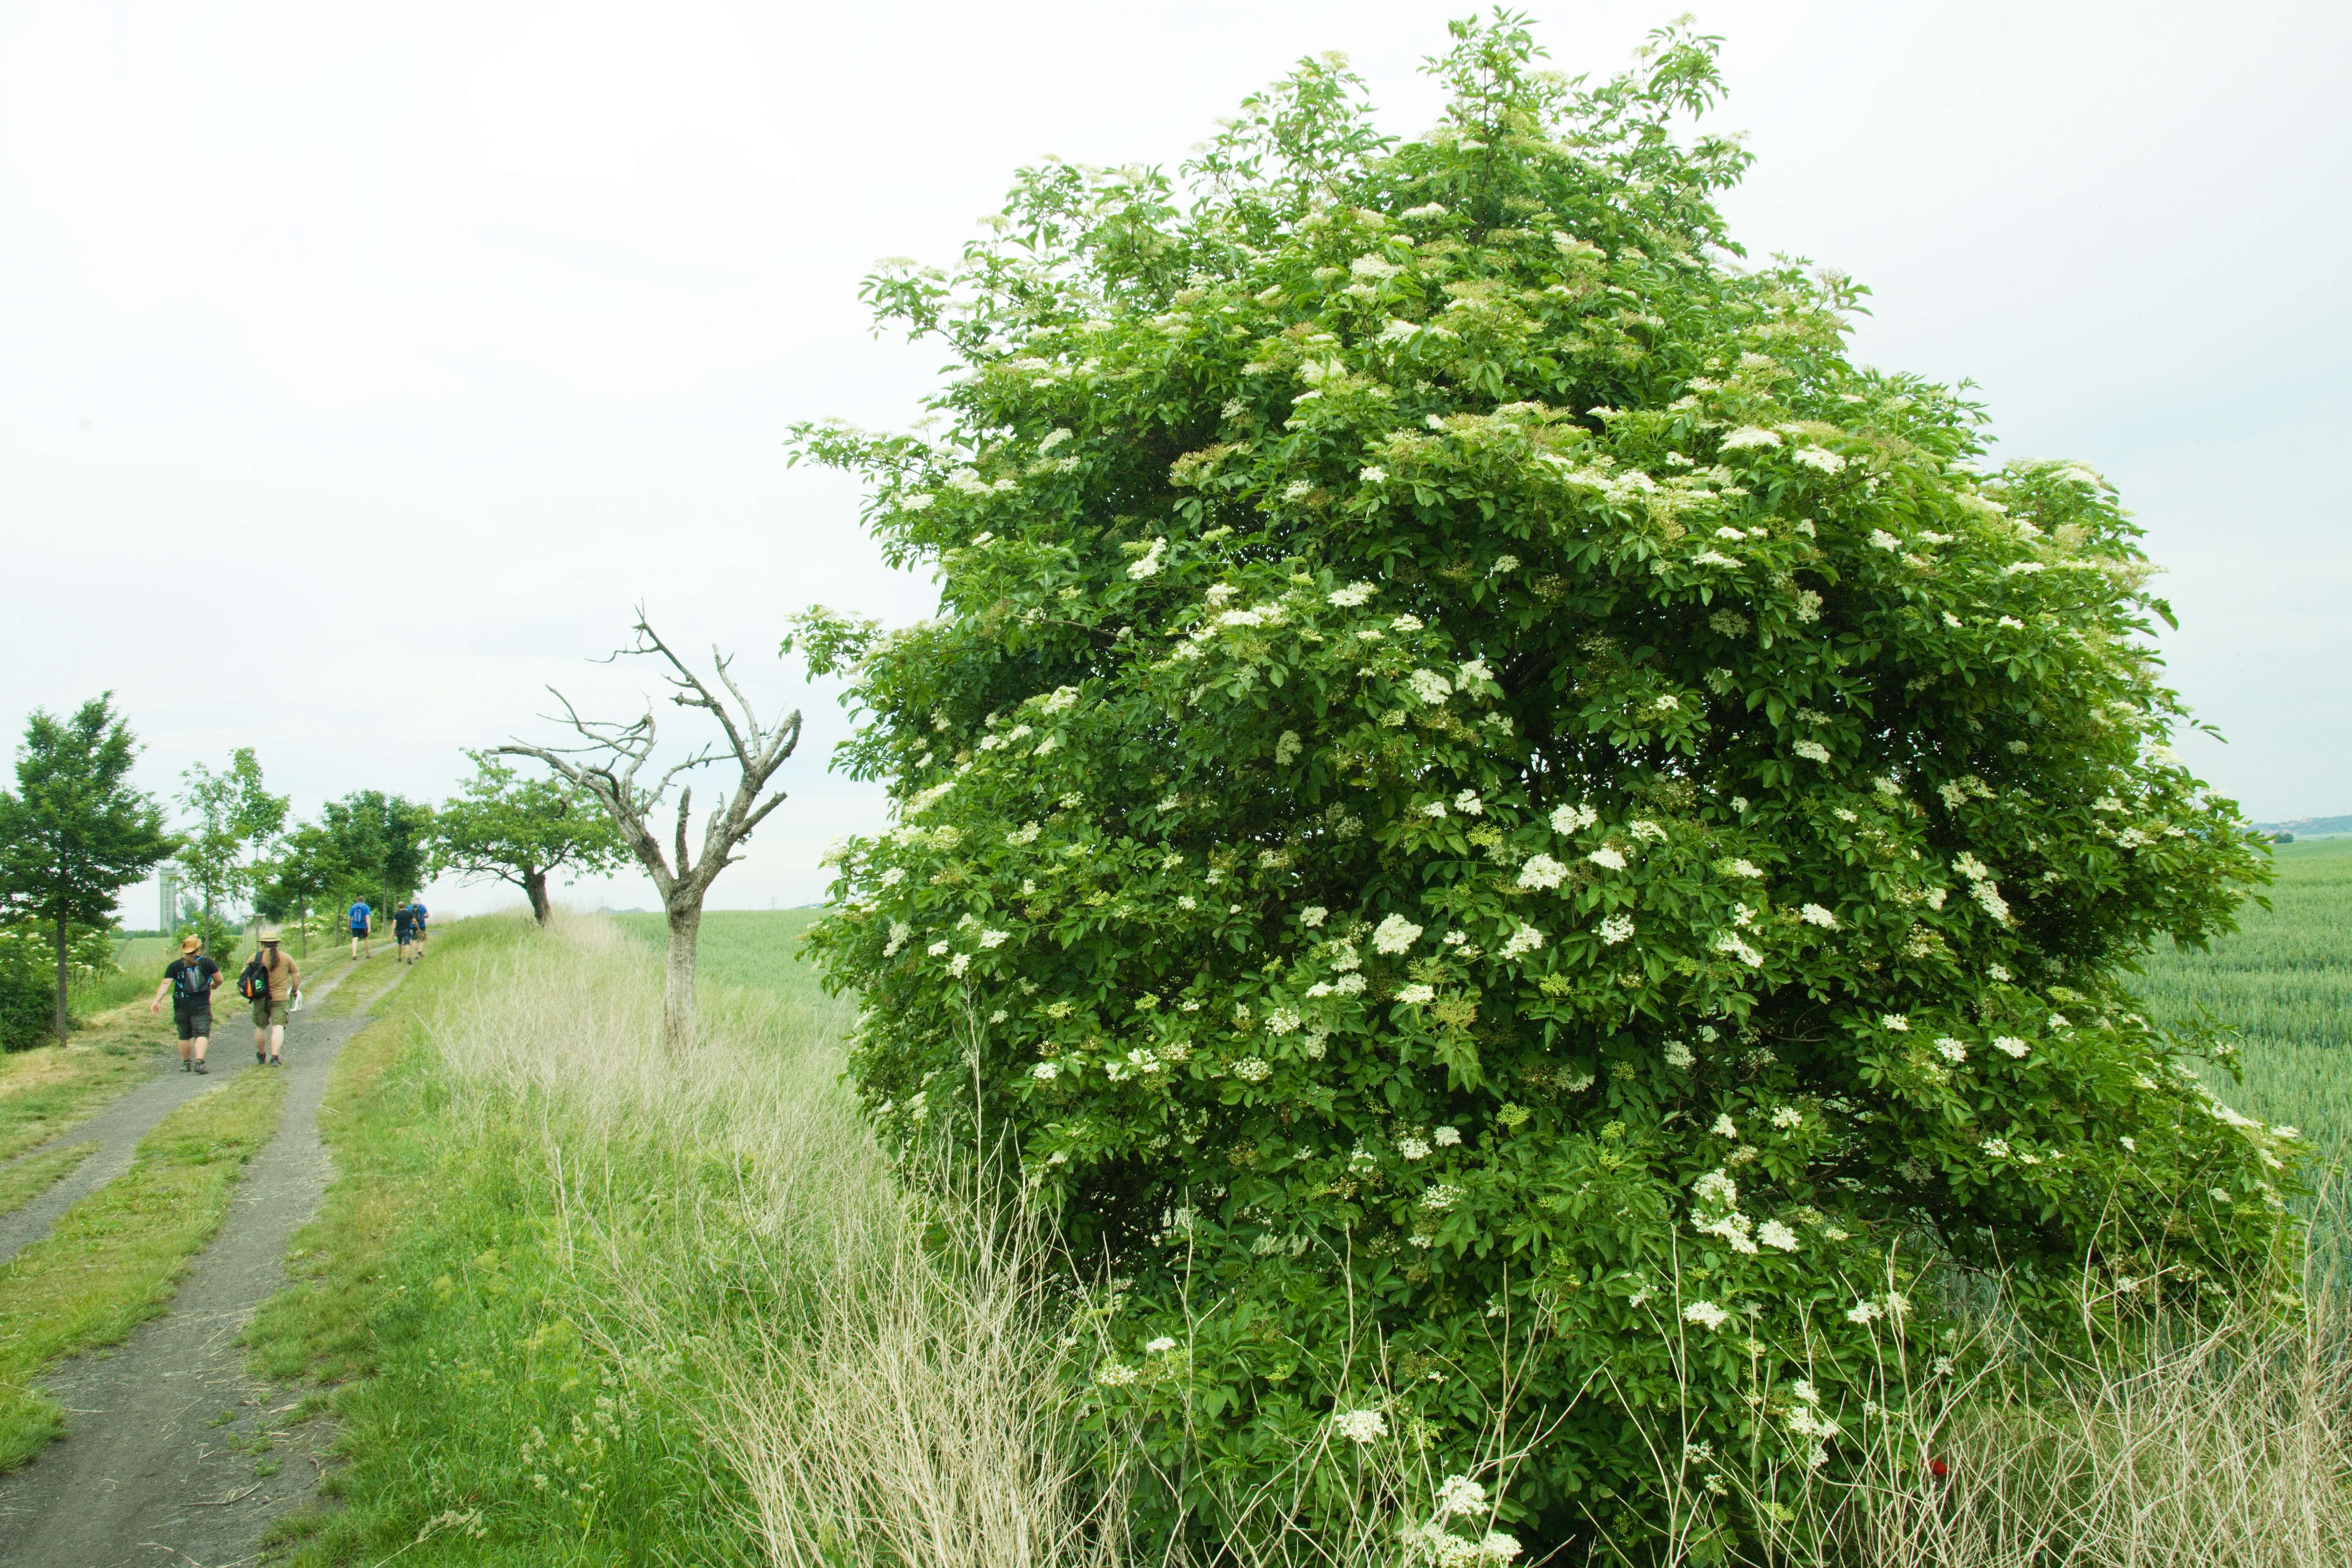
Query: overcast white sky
4 0 2346 924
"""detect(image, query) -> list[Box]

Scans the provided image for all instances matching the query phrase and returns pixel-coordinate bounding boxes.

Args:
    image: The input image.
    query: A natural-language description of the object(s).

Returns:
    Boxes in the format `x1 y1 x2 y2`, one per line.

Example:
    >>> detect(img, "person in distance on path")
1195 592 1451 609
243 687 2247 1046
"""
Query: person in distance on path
251 928 300 1066
392 900 416 964
149 933 220 1074
348 897 372 960
409 898 428 956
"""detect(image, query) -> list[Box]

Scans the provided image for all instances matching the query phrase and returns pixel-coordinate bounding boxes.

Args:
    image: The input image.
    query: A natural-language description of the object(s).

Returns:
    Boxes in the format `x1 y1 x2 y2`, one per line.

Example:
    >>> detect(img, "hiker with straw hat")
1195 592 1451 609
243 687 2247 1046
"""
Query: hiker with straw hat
149 933 222 1074
244 927 301 1067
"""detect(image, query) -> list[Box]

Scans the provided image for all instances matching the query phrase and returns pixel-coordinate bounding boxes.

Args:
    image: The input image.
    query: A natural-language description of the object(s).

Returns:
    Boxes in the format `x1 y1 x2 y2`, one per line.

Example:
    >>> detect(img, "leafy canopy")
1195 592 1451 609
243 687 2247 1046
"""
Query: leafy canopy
433 752 628 920
796 14 2295 1553
174 748 289 920
0 694 176 931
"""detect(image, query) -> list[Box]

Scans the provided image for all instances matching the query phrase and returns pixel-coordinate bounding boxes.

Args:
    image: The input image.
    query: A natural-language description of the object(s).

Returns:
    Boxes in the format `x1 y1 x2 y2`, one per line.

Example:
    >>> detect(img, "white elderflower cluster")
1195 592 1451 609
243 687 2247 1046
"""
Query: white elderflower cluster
1409 668 1454 704
1301 906 1328 927
1664 1040 1695 1068
1799 903 1837 928
1598 914 1635 945
1516 854 1566 890
1792 446 1846 473
1757 1219 1800 1252
1328 581 1377 607
1720 425 1781 451
1588 847 1627 871
1397 983 1437 1004
1714 933 1763 967
1264 1008 1300 1035
1398 1134 1432 1160
1275 730 1303 765
1793 739 1831 764
884 921 911 957
1434 1125 1461 1147
1682 1299 1731 1330
1882 1014 1909 1033
1994 1036 2029 1058
1373 915 1424 954
1420 1183 1465 1211
1551 802 1598 833
1331 1408 1388 1445
1499 924 1545 960
1934 1036 1967 1063
1454 789 1485 815
1127 536 1167 579
1232 1057 1271 1083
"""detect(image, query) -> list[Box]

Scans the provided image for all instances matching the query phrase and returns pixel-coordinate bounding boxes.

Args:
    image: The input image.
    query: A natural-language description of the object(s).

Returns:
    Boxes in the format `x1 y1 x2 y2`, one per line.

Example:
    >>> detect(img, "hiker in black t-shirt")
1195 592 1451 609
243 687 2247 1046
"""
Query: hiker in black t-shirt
393 903 417 964
149 933 222 1073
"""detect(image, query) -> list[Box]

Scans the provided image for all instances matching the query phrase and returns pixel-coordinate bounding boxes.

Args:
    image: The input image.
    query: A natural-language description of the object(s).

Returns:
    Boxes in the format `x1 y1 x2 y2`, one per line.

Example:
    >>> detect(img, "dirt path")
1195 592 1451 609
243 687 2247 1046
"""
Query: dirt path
0 956 368 1270
0 961 405 1566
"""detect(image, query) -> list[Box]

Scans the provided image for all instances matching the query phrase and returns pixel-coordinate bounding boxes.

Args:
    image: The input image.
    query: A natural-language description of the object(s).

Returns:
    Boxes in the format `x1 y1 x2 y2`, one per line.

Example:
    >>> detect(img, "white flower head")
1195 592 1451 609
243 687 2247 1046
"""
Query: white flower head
1993 1036 2029 1058
1327 581 1377 607
1758 1220 1800 1252
1331 1408 1388 1445
1597 914 1635 945
1550 802 1598 833
1373 914 1424 954
1434 1125 1461 1147
1588 847 1627 871
1664 1040 1695 1069
1800 903 1838 928
1301 906 1328 927
1516 854 1566 891
1682 1300 1731 1330
1397 983 1436 1004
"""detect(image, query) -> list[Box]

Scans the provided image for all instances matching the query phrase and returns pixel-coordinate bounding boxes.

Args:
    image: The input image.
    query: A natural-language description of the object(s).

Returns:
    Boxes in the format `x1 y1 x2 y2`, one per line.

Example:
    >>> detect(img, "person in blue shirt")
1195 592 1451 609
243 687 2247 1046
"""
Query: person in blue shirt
409 900 428 957
349 899 373 960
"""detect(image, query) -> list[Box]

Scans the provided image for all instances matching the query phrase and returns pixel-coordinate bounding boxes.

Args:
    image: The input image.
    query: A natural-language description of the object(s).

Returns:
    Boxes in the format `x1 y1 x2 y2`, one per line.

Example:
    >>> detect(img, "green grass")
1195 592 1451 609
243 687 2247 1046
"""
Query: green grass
0 1142 94 1221
0 1011 180 1163
247 916 772 1566
0 1061 285 1468
611 907 828 1000
2134 839 2352 1152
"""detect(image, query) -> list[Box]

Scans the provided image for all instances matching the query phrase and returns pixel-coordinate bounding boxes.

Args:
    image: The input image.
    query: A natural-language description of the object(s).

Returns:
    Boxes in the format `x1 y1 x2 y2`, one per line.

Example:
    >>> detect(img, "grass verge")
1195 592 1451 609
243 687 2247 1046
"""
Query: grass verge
0 1061 285 1468
0 1010 179 1163
0 1142 95 1221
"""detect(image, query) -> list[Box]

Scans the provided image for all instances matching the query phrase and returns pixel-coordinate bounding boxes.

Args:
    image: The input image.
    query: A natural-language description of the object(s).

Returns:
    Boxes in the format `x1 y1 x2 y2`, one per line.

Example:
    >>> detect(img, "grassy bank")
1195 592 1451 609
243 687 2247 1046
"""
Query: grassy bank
252 911 1105 1566
0 1060 285 1468
0 1142 93 1221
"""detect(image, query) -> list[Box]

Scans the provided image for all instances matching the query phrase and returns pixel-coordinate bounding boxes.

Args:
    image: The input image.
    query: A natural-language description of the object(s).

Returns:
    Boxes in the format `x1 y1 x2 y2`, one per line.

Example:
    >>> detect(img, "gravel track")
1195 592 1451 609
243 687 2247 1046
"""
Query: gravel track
0 957 407 1566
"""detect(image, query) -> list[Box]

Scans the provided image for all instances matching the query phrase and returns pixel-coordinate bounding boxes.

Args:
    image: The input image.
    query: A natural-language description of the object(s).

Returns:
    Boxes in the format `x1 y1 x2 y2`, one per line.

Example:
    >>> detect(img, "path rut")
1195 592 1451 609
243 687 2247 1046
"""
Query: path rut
0 957 408 1566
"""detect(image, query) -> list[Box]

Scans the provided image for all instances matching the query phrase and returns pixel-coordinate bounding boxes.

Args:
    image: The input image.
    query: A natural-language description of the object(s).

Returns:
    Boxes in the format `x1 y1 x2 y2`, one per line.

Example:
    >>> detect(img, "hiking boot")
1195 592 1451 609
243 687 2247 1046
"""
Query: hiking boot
195 1062 208 1074
181 1058 192 1072
257 1048 266 1063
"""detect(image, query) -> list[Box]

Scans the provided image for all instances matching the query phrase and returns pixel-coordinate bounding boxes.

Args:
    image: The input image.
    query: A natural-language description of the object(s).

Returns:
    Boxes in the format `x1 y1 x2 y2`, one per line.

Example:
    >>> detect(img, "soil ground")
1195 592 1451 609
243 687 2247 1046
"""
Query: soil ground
0 953 408 1566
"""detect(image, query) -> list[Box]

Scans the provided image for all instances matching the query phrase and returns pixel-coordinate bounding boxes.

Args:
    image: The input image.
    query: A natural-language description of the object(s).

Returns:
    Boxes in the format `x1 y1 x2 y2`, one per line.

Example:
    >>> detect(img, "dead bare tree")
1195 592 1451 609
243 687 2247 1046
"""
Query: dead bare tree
498 610 801 1053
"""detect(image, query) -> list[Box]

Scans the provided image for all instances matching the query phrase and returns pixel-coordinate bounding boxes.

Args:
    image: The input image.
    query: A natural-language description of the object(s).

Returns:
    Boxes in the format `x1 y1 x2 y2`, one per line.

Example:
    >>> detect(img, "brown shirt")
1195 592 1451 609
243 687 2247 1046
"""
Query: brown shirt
257 949 300 1002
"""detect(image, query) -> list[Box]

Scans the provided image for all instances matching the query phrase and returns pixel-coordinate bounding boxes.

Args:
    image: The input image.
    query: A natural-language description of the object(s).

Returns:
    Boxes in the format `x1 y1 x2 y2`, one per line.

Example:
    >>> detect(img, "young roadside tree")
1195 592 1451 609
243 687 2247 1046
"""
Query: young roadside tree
0 695 176 1045
433 752 628 924
318 791 434 923
176 749 289 948
256 820 350 958
499 613 802 1053
794 18 2297 1557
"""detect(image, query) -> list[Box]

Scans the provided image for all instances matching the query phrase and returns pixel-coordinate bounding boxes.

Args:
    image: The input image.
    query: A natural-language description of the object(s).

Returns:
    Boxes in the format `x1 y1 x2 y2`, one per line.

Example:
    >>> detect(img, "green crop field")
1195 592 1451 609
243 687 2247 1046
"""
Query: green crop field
611 909 829 1006
2134 837 2352 1178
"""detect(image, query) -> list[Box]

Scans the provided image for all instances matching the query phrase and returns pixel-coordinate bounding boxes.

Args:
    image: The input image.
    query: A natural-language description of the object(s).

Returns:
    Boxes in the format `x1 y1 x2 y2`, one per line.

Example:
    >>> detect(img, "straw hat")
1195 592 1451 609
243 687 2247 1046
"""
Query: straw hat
180 934 200 953
259 927 283 944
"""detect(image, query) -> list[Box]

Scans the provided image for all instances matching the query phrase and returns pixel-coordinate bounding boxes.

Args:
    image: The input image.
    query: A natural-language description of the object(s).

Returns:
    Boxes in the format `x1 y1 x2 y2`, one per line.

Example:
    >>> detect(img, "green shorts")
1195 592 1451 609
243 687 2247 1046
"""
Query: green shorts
252 996 291 1027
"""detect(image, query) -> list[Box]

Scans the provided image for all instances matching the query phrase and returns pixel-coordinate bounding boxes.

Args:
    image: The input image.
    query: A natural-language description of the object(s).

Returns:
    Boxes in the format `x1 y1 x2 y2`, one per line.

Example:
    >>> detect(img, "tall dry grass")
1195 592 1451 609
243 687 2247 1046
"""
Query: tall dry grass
415 914 2352 1568
417 912 1120 1568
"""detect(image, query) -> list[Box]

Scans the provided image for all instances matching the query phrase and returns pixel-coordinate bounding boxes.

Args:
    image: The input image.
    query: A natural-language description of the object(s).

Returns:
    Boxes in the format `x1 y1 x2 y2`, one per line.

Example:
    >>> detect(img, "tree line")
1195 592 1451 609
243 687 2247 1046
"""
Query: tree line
0 693 629 1049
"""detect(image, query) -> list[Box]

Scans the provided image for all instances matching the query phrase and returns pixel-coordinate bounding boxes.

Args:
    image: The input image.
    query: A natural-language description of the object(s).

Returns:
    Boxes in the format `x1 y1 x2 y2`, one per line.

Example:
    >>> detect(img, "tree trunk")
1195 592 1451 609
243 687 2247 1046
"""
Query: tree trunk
51 913 70 1048
662 900 701 1054
524 869 552 926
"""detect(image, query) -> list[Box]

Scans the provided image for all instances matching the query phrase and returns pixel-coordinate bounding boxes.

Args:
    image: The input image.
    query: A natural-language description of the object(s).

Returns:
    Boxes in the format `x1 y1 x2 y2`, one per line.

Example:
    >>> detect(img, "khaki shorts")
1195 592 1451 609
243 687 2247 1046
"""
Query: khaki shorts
252 996 291 1028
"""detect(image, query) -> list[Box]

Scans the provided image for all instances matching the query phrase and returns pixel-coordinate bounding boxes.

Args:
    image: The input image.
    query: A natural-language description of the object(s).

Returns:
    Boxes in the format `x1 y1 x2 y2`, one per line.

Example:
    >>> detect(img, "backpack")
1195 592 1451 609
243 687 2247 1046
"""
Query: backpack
238 952 272 1002
171 959 211 1004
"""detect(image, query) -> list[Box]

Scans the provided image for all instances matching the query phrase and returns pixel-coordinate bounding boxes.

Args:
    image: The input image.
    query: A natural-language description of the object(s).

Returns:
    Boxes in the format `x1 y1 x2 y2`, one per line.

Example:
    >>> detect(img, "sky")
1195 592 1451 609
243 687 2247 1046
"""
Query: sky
3 0 2346 924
